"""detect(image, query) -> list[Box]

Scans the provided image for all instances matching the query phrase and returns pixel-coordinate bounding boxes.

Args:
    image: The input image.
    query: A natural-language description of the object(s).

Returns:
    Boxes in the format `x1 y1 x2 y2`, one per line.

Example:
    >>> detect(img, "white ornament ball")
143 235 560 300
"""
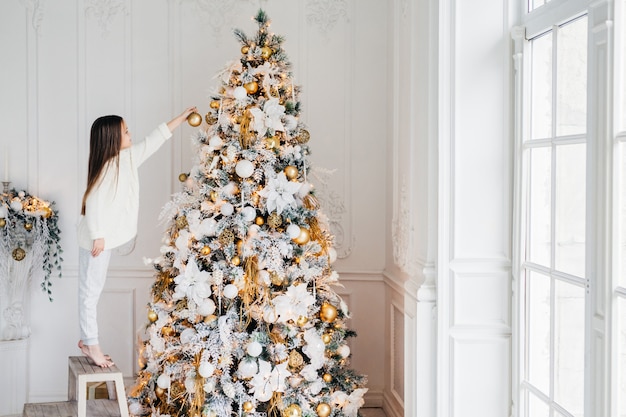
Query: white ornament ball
234 86 248 100
242 206 257 222
198 361 215 378
185 376 196 394
246 341 263 357
156 374 171 389
338 344 351 358
328 247 338 263
235 159 255 178
287 224 301 239
198 299 216 316
209 135 223 148
129 402 143 415
223 284 238 299
223 182 238 196
180 328 196 344
0 206 7 217
221 202 234 216
248 224 260 237
238 359 258 378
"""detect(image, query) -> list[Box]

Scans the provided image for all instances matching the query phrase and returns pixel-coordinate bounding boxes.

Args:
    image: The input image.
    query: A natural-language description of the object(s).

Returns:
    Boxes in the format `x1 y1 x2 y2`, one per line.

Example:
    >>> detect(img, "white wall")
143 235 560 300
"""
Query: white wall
385 1 516 417
0 0 387 411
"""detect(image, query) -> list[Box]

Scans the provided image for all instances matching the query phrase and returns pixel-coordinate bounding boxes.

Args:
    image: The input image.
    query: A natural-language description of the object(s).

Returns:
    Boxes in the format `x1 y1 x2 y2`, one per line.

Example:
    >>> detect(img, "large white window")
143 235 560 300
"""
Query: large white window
515 1 626 416
518 15 588 417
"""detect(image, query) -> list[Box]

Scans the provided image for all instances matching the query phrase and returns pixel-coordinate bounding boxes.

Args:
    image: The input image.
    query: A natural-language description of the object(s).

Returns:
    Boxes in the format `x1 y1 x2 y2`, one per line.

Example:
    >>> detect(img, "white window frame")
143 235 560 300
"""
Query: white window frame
512 1 619 416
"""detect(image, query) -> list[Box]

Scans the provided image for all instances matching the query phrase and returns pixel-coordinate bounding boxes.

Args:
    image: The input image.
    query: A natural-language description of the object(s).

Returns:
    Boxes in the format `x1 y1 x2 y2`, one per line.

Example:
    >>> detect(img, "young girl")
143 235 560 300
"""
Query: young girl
77 107 197 367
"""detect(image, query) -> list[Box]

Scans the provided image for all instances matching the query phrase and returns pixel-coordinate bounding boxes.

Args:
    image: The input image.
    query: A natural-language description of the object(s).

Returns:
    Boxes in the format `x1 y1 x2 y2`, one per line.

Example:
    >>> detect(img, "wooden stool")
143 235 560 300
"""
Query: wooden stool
68 356 129 417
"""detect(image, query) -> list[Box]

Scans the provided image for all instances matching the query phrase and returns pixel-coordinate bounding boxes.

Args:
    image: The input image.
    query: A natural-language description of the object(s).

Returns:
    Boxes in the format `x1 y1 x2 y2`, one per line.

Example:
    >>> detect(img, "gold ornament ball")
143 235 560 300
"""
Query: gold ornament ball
284 165 298 180
267 212 282 229
288 350 304 369
187 112 202 127
12 247 26 261
270 271 284 286
255 216 265 226
204 314 217 324
322 333 332 344
201 245 211 256
178 173 188 182
236 239 243 254
316 403 331 417
261 46 273 60
322 373 332 383
155 386 165 397
148 310 158 323
293 228 310 245
161 326 174 336
283 404 302 417
296 130 310 144
210 100 221 109
231 255 241 266
43 207 53 218
24 222 33 231
210 190 219 202
241 45 250 54
320 303 338 323
265 136 280 149
0 218 6 228
244 81 259 94
243 401 254 413
296 315 308 326
205 113 218 125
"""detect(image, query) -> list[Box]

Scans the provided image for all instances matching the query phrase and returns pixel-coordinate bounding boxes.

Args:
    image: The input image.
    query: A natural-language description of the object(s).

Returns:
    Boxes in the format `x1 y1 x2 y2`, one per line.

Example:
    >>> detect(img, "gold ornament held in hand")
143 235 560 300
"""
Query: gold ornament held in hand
187 112 202 127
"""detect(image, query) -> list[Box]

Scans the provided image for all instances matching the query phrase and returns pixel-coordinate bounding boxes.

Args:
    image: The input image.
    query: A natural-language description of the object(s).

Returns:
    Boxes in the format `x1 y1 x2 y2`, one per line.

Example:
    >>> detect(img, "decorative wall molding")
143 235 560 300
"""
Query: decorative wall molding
187 0 256 40
311 167 354 259
305 0 348 38
21 0 44 33
392 177 419 276
84 0 126 36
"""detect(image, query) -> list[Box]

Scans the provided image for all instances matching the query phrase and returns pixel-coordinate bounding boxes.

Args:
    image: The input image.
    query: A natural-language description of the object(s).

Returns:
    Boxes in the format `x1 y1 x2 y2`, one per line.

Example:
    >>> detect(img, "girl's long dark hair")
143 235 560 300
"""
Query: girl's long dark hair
81 115 123 215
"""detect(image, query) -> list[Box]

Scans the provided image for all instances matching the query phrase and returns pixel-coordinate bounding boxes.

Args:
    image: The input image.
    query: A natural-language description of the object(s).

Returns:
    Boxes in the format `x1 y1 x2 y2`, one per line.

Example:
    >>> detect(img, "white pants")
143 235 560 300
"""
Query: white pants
78 247 111 345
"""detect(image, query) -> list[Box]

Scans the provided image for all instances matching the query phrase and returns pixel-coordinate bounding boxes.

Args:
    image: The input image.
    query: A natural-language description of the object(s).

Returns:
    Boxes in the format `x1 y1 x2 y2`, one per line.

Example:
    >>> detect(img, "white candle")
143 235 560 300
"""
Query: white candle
3 146 8 182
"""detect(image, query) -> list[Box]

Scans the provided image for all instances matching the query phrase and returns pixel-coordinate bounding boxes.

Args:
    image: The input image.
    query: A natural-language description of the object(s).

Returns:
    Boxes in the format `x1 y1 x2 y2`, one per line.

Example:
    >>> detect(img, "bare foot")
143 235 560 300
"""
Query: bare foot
78 340 114 368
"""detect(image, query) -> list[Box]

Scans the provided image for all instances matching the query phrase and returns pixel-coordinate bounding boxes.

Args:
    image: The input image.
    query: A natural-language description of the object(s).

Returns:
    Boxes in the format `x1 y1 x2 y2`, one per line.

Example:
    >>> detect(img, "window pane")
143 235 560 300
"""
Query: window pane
529 147 552 266
619 2 626 131
531 32 553 139
528 391 550 417
619 142 626 288
528 271 551 393
619 297 626 417
555 144 586 277
556 17 588 136
554 280 585 416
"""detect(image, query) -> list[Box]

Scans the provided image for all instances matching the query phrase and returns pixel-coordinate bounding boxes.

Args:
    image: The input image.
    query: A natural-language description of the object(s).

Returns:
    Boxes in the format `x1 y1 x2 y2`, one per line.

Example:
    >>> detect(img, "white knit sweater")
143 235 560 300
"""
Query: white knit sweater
77 123 172 250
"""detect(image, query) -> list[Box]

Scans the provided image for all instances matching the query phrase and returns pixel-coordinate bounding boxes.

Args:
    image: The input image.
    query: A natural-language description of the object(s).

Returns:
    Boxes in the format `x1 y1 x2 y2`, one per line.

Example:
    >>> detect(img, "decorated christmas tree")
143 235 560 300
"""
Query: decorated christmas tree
128 10 367 417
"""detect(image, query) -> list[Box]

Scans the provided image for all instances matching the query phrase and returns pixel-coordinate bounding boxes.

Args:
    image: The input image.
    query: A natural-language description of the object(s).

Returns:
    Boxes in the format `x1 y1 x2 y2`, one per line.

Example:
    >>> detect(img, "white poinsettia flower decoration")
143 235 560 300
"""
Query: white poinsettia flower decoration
332 388 368 417
249 359 290 402
252 62 281 91
259 172 301 214
250 97 285 138
172 258 212 306
271 284 315 323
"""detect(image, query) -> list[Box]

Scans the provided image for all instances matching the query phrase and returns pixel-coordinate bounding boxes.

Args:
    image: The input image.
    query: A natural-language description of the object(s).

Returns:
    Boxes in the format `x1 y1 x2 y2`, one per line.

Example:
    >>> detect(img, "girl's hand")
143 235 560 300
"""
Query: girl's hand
167 106 198 132
92 238 105 257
